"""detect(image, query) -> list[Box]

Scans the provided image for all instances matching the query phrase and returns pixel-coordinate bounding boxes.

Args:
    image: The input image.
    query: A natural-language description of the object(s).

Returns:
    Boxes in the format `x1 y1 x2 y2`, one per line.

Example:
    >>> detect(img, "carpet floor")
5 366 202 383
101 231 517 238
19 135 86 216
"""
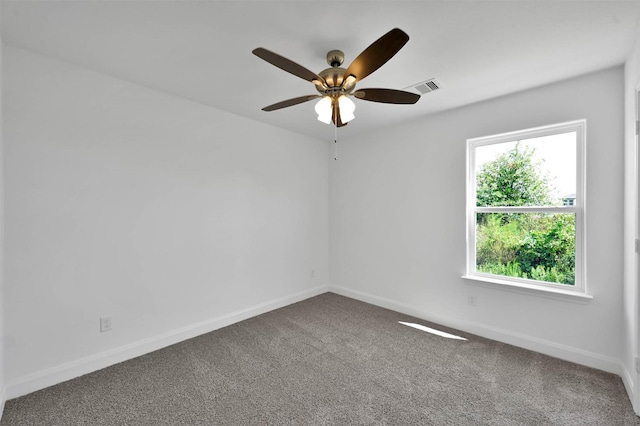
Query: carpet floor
2 292 639 425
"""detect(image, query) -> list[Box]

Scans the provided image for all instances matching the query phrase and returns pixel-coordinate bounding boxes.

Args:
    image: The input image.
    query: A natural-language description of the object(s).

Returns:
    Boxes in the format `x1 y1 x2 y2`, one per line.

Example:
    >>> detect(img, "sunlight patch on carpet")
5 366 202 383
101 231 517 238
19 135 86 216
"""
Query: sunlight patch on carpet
398 321 467 340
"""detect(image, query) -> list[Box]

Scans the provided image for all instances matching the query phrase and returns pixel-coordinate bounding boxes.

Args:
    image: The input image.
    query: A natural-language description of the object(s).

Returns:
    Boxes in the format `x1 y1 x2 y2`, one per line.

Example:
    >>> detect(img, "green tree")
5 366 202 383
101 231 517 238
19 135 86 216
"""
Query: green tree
476 143 554 207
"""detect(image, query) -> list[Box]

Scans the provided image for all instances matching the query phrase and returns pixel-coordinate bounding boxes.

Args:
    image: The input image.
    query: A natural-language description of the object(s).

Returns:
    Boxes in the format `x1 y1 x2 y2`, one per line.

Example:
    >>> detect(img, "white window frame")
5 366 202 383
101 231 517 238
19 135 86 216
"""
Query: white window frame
464 120 588 298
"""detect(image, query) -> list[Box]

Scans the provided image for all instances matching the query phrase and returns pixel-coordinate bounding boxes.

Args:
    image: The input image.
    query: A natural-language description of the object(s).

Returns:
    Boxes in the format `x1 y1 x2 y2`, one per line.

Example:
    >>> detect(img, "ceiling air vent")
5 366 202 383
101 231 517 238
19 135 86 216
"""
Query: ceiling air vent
410 78 441 94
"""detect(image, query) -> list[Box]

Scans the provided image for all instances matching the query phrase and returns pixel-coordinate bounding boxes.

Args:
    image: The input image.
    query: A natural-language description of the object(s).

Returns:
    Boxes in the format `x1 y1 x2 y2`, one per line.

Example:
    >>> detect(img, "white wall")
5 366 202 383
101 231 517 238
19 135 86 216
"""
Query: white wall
330 67 625 373
623 29 640 413
3 45 329 397
0 8 6 416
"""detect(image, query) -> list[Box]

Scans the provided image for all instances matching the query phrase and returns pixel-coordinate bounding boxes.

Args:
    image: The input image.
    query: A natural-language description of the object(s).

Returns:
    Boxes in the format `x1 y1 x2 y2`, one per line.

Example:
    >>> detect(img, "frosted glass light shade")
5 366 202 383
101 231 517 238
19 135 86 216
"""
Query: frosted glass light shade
315 97 332 124
338 95 355 123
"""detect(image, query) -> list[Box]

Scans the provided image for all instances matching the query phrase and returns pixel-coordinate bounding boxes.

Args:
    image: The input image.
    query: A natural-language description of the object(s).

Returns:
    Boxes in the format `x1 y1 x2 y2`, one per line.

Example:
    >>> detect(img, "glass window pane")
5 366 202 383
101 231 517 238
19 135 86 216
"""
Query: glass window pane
475 212 576 285
475 132 577 207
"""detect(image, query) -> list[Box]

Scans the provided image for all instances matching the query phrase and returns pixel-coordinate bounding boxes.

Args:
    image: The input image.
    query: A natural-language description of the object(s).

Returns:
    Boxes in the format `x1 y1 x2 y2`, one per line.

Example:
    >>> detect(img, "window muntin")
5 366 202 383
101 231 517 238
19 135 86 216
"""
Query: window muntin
466 120 585 293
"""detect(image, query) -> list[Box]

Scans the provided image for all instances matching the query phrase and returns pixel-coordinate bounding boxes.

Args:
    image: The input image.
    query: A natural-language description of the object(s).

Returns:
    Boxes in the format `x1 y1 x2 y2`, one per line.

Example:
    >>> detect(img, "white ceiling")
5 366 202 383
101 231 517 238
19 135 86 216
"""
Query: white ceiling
2 1 640 141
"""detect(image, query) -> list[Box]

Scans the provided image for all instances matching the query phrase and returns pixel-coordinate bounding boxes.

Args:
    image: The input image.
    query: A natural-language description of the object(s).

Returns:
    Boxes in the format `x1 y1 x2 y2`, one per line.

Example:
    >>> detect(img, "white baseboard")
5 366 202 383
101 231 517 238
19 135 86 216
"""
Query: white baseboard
0 385 6 422
6 285 330 400
328 285 623 376
620 363 638 414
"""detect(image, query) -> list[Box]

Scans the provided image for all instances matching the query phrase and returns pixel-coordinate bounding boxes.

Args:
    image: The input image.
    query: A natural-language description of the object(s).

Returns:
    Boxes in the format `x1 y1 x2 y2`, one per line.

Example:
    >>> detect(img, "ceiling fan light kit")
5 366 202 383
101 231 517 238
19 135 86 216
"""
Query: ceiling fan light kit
252 28 421 129
338 96 355 122
315 96 333 124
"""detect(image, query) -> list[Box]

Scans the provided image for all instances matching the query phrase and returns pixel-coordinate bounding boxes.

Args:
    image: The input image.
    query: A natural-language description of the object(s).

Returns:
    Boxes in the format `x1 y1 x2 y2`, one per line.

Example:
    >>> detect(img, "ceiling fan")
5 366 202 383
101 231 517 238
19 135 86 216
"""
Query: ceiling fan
252 28 420 127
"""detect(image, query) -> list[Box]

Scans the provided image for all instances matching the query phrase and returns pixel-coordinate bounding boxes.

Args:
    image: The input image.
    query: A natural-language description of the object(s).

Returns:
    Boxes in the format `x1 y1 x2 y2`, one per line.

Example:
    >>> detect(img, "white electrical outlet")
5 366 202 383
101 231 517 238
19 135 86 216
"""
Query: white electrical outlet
100 316 112 333
468 296 478 307
310 270 315 279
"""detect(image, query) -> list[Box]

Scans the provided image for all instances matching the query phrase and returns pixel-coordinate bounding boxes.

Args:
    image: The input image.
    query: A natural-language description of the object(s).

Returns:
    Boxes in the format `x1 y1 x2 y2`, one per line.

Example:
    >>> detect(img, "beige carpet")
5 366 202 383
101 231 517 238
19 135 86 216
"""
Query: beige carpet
2 292 639 425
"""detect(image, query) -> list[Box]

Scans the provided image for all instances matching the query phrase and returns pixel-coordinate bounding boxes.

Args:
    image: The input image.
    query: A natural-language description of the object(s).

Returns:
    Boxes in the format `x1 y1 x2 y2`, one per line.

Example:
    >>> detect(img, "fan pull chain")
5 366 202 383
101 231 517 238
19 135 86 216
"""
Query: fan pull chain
334 119 338 160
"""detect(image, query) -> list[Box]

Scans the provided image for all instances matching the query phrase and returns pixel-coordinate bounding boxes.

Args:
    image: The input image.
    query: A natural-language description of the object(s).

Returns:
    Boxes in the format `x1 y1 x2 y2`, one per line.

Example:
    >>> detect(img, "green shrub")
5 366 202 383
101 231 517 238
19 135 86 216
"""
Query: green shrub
476 213 575 285
528 265 573 285
516 214 575 284
477 261 524 278
476 214 523 266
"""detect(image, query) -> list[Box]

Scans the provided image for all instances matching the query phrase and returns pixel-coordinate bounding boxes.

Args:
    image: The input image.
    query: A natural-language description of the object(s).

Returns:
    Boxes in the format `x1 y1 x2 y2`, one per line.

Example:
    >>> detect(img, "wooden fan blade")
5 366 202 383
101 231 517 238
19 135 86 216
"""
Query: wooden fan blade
262 95 321 111
253 48 326 86
354 88 420 104
343 28 409 83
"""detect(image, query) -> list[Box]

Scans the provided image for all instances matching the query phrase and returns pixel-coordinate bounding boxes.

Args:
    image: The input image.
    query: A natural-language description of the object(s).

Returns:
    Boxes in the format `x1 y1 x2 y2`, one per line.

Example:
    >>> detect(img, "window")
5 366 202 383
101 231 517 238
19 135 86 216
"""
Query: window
465 120 586 294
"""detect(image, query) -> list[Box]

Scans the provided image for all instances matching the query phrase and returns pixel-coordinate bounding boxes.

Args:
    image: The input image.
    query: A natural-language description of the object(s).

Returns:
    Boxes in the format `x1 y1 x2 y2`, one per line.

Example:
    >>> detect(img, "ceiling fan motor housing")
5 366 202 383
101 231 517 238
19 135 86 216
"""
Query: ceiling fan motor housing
318 67 348 91
316 50 357 95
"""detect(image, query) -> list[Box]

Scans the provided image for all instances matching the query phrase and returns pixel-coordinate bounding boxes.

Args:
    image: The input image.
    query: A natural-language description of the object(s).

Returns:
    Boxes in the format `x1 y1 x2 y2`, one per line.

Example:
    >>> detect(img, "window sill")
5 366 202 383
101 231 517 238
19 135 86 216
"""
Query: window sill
461 275 593 304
